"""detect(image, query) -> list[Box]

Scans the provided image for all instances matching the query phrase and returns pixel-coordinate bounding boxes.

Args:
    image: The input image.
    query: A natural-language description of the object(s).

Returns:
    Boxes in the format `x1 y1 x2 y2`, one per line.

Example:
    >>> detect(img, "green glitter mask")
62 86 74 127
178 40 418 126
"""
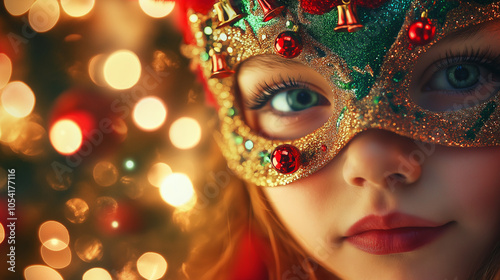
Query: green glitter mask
182 0 500 187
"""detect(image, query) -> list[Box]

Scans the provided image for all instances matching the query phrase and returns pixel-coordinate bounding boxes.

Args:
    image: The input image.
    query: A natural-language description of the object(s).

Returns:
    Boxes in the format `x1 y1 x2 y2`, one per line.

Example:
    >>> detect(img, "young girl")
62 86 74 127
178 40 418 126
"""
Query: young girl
176 0 500 279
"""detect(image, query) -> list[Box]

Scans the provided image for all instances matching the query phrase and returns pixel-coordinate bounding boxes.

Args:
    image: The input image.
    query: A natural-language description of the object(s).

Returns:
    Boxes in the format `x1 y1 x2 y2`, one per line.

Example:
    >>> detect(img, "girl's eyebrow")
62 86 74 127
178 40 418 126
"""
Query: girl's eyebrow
238 54 304 71
442 20 500 42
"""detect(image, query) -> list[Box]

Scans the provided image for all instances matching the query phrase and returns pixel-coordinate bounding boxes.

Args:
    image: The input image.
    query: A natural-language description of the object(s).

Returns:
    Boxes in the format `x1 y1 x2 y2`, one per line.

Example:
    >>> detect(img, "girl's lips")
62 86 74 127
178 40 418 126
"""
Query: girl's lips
344 212 454 255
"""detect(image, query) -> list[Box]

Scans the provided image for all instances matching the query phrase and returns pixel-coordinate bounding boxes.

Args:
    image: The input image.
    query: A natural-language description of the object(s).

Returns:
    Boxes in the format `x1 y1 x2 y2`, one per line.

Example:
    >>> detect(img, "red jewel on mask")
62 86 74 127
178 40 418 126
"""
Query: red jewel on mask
408 11 436 46
274 31 303 58
271 144 301 174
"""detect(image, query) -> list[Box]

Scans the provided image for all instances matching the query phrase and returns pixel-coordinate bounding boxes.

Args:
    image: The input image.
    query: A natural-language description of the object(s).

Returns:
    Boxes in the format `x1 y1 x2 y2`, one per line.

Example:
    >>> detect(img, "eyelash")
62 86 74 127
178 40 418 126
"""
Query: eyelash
246 75 311 110
435 47 500 74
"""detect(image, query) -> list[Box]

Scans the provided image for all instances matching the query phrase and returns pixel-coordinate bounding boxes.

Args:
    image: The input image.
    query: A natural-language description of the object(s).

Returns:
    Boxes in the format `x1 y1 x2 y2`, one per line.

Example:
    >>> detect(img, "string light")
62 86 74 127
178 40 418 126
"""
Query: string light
132 96 167 131
0 54 12 89
4 0 35 16
1 81 35 118
136 252 168 280
138 0 175 18
60 0 95 17
49 119 83 155
103 50 142 90
29 0 60 33
159 173 196 208
169 117 202 149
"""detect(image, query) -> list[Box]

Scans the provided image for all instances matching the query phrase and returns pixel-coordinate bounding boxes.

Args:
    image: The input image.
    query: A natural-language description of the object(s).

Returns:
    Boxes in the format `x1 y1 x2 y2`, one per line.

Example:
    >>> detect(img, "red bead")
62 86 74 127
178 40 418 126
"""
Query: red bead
274 31 303 58
408 17 436 46
321 144 327 152
271 144 301 174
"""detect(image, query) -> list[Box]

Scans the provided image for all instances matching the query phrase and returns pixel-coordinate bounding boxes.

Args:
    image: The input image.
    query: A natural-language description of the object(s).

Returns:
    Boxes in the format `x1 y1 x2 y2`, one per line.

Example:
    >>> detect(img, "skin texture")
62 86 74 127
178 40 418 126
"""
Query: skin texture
237 21 500 279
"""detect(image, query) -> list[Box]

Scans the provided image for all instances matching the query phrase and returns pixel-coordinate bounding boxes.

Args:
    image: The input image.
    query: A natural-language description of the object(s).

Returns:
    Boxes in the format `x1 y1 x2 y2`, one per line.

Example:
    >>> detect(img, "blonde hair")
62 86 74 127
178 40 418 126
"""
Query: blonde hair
179 139 326 280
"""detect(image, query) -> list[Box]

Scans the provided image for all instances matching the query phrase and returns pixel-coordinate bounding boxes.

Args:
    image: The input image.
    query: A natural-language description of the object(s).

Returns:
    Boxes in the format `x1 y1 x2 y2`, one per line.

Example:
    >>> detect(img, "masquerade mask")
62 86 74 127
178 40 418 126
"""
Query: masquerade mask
180 0 500 187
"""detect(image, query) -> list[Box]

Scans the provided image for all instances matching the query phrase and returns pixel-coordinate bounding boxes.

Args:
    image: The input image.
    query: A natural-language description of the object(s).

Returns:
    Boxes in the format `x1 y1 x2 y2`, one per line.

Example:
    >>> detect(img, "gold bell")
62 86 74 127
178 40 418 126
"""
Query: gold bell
257 0 285 22
214 0 245 29
210 52 234 79
335 0 363 32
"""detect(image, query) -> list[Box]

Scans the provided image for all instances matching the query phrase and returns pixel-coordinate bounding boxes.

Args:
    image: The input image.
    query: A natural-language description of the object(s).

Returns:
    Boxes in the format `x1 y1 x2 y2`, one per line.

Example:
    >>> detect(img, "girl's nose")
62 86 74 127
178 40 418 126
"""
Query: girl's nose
342 129 422 189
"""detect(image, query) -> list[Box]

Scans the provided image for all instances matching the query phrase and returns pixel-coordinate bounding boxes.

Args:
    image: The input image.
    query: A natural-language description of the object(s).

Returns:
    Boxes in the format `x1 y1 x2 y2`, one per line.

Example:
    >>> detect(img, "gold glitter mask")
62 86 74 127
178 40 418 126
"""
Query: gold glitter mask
182 0 500 187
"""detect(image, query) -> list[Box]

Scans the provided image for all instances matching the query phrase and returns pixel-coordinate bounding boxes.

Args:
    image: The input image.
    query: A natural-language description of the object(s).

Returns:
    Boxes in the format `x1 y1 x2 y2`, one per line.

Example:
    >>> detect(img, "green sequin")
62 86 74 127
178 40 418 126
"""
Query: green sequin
373 95 383 105
429 0 460 25
233 133 243 145
392 71 405 83
465 101 497 140
337 106 347 130
200 52 210 62
227 107 237 117
259 151 271 166
286 20 295 30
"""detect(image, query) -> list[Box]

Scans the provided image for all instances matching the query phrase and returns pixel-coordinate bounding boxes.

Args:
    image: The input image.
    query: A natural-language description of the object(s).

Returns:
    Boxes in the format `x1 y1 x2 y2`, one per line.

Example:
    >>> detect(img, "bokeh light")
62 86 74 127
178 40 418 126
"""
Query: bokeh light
60 0 95 17
103 50 141 90
64 198 90 223
38 220 70 251
124 159 135 170
4 0 36 16
0 223 5 245
49 119 83 155
138 0 175 18
82 267 112 280
169 117 202 149
132 96 167 131
0 54 12 89
136 252 168 280
147 162 172 188
1 81 35 118
9 121 46 156
46 168 73 191
75 236 103 262
28 0 60 33
159 173 195 208
0 167 8 191
88 54 107 86
93 161 118 187
40 245 72 269
24 265 64 280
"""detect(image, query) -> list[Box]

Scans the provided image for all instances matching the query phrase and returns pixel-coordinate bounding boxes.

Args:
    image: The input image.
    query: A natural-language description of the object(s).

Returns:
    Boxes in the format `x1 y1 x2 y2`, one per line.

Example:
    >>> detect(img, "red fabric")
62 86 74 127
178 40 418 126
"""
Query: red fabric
229 231 269 280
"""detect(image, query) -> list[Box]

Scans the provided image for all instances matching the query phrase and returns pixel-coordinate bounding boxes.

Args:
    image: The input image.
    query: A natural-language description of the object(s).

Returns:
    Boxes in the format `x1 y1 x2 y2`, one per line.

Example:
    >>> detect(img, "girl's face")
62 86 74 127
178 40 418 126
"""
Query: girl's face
237 21 500 279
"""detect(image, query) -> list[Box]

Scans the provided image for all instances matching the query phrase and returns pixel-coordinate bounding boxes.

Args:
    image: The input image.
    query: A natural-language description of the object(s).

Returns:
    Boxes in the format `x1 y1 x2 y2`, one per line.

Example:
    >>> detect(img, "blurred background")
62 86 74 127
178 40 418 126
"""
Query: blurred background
0 0 214 279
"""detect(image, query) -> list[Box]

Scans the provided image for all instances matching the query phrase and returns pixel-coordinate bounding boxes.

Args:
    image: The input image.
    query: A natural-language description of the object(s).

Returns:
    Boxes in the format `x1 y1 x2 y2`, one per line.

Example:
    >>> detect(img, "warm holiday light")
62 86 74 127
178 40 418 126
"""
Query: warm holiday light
29 0 60 33
138 0 175 18
1 81 35 118
64 198 90 224
147 162 172 188
137 252 168 280
169 117 202 149
133 96 167 131
0 223 4 245
75 236 103 262
160 173 195 208
103 50 141 90
88 54 107 86
0 54 12 89
24 265 64 280
38 221 70 251
124 159 135 170
49 119 83 155
93 161 118 187
4 0 35 16
82 268 112 280
40 245 72 269
60 0 95 17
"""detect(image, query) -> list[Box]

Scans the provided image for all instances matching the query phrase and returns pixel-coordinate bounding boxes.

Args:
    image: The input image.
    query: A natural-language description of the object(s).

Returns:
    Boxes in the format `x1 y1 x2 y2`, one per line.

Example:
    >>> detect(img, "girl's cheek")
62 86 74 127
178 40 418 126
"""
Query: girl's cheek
440 148 500 230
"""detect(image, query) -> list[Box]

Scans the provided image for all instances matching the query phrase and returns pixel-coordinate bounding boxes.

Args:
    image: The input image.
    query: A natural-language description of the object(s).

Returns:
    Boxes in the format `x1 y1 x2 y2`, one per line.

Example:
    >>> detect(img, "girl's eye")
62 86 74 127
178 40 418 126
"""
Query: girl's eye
270 89 321 112
414 54 500 112
425 63 483 91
